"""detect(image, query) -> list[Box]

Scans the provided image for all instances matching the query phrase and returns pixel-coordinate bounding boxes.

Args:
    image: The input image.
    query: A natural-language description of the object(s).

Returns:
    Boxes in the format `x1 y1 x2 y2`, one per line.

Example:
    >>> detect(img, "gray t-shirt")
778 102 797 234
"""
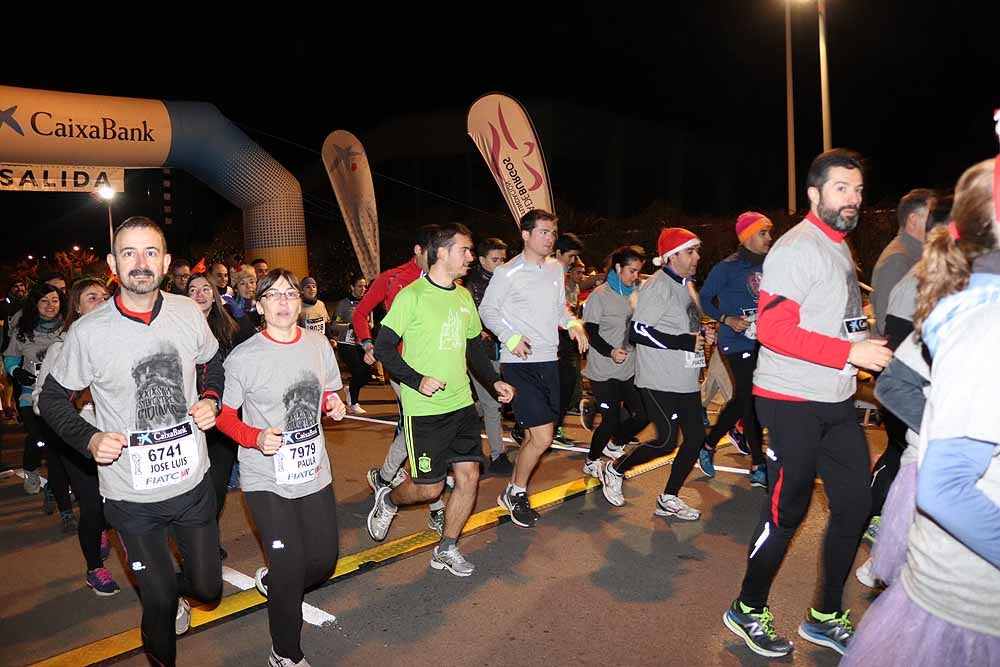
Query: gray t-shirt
633 270 702 393
902 303 1000 637
583 283 636 382
48 293 219 503
886 265 919 322
223 328 342 499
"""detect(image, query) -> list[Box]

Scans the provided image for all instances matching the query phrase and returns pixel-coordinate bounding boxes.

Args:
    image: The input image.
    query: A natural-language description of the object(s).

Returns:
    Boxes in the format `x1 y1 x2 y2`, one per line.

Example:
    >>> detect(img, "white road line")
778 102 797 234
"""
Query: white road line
222 566 337 627
712 464 750 476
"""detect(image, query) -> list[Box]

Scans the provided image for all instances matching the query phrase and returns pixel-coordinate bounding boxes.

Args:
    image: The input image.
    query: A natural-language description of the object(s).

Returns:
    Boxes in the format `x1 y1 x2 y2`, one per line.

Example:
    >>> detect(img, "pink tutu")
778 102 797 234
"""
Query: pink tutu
870 462 917 585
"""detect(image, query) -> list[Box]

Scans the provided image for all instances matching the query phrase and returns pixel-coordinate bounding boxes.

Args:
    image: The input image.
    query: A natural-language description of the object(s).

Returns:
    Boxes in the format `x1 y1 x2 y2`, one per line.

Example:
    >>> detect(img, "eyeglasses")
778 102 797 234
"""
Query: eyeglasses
260 289 301 302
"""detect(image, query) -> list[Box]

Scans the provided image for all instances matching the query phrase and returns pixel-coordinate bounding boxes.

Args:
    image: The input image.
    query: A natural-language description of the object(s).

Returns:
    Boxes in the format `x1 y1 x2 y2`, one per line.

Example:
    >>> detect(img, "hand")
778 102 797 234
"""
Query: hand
511 336 532 360
611 348 628 363
88 432 127 464
704 327 717 345
325 392 347 420
848 338 893 372
188 399 218 431
694 332 706 354
569 325 589 354
418 376 447 397
330 339 338 349
362 342 375 365
725 315 750 333
493 381 515 404
256 427 283 455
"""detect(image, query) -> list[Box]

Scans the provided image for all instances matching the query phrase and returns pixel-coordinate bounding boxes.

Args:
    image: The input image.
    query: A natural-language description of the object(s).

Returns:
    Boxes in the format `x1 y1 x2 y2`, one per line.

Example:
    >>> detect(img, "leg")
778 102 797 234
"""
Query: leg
19 406 44 472
343 344 371 406
706 353 746 447
588 379 622 460
442 461 479 540
206 430 237 521
814 401 872 613
738 398 822 609
61 447 105 571
512 423 553 488
117 527 181 666
298 486 340 588
663 392 709 496
617 379 649 443
870 410 906 516
471 364 504 460
379 429 409 482
613 388 677 474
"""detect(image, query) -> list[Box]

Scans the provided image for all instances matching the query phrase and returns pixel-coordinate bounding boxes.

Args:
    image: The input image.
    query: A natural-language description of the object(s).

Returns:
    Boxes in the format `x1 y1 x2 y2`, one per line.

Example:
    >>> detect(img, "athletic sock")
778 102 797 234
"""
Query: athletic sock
429 499 445 512
439 537 457 551
509 483 527 495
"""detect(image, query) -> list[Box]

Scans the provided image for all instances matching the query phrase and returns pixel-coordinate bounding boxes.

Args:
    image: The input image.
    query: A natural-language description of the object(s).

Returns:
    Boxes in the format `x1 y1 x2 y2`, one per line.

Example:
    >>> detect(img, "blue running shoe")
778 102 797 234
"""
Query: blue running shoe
698 447 716 478
797 608 854 656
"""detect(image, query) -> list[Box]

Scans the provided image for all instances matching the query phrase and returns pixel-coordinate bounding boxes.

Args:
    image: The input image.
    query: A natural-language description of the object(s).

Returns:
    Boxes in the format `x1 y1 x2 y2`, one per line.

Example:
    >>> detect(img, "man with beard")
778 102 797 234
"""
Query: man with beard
39 217 224 667
367 224 514 576
697 211 773 488
723 150 893 658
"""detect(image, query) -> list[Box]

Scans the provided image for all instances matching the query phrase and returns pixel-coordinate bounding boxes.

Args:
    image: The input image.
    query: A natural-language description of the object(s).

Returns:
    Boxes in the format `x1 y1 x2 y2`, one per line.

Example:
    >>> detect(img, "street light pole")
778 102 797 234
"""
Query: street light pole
818 0 832 150
785 1 797 214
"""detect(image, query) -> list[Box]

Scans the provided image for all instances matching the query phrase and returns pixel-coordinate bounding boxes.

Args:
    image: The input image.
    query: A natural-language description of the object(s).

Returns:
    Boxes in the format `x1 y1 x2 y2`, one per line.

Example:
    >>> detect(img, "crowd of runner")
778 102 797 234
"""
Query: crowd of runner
1 146 998 665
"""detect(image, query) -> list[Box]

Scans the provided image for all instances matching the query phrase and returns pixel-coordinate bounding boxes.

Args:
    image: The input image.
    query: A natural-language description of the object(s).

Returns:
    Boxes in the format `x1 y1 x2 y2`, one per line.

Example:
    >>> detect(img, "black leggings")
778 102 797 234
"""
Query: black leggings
339 344 372 405
705 350 765 466
20 406 72 512
245 486 340 663
587 377 647 460
739 397 871 613
611 389 704 497
110 479 222 667
60 445 106 570
206 428 237 521
870 409 907 516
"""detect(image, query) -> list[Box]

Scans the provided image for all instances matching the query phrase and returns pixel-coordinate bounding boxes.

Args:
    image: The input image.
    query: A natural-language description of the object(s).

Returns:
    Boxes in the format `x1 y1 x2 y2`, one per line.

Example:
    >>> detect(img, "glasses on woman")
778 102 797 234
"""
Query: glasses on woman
260 289 301 302
188 285 214 296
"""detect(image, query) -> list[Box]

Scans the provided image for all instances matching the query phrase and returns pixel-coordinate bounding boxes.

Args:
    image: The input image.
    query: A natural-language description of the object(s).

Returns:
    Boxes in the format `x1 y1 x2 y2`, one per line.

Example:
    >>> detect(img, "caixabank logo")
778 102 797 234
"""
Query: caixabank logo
0 105 25 136
1 104 157 143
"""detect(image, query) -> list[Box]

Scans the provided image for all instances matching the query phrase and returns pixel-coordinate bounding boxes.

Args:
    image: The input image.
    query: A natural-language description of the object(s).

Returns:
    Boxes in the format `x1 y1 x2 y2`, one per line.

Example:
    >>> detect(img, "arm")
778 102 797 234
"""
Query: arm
37 374 100 457
873 356 929 433
478 268 521 351
699 263 726 323
374 325 423 391
195 349 225 405
216 404 262 448
353 272 389 345
584 322 615 357
629 320 697 351
466 335 501 397
917 437 1000 568
883 314 914 352
872 254 911 335
756 290 851 368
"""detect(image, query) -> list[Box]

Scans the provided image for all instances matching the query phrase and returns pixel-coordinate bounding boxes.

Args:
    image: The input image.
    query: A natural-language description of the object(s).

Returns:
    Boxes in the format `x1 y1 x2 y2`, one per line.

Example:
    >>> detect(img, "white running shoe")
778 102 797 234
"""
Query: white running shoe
350 403 367 415
582 459 603 479
654 494 700 520
855 557 882 589
367 486 397 541
601 463 625 507
602 441 626 460
175 597 191 635
269 647 312 667
430 545 475 576
255 566 269 597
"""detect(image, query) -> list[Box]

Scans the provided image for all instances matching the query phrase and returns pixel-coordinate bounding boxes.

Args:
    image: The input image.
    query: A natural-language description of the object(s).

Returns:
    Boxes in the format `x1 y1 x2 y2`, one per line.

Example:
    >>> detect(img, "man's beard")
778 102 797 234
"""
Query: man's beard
818 200 860 232
121 269 161 295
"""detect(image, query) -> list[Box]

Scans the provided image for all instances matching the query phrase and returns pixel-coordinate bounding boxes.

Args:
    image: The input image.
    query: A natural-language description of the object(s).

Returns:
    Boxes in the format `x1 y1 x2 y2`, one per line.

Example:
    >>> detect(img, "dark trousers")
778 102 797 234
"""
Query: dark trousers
739 397 871 613
245 486 340 663
612 389 704 496
587 377 647 460
870 409 907 516
20 406 72 512
705 350 764 466
340 344 372 405
60 446 106 570
206 428 238 521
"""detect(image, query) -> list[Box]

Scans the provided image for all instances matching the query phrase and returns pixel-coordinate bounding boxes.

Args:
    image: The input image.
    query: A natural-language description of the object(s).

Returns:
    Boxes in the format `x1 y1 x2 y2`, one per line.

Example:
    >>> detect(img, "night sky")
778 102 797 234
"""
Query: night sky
2 4 998 262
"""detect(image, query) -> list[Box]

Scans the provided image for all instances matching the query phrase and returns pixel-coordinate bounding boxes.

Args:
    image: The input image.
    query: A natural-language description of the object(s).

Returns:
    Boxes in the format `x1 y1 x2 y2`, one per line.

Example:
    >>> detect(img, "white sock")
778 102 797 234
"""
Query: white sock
509 483 527 495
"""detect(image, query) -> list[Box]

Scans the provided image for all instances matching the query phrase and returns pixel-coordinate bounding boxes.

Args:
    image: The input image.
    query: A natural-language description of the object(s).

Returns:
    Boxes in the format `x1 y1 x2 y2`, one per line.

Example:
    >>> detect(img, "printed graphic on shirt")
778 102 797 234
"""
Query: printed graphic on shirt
842 270 864 330
439 307 468 351
283 374 321 430
746 270 762 301
685 302 701 333
132 345 188 430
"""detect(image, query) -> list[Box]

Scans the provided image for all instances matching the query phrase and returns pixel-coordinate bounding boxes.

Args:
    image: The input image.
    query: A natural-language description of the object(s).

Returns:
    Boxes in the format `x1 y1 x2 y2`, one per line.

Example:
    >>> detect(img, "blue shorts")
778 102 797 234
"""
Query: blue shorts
501 361 560 429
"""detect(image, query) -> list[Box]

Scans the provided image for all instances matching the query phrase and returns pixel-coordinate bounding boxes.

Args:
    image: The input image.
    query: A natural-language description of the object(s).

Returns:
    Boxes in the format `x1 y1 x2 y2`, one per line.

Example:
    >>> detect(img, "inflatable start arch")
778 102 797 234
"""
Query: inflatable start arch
0 85 308 276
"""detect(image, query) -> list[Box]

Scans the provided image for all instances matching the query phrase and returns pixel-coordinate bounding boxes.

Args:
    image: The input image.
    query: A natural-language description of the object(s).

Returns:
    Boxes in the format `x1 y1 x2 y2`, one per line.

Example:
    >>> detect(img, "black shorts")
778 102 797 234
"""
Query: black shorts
403 404 483 484
501 361 560 429
103 473 217 536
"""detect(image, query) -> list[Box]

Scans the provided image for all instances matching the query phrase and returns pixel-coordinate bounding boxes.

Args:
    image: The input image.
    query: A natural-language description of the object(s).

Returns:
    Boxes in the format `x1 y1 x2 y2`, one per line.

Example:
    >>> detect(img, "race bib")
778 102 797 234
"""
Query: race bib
344 327 356 345
685 350 706 369
303 317 326 335
841 316 870 375
273 423 322 485
742 308 758 341
128 420 199 491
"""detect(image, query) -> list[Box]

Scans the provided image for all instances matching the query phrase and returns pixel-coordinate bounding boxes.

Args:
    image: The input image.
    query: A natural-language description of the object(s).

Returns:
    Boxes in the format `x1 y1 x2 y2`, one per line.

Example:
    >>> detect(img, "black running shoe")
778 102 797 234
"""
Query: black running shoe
723 599 794 658
798 609 854 656
497 486 539 528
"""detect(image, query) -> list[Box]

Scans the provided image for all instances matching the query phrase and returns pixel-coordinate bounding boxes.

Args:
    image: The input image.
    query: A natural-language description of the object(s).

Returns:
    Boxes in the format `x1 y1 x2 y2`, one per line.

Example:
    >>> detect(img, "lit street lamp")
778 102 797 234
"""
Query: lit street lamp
97 186 115 252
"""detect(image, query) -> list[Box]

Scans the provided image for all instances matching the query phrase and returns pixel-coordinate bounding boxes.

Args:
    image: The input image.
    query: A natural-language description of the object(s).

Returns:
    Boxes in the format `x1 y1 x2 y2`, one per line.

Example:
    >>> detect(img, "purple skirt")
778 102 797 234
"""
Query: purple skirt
840 583 1000 666
870 462 917 586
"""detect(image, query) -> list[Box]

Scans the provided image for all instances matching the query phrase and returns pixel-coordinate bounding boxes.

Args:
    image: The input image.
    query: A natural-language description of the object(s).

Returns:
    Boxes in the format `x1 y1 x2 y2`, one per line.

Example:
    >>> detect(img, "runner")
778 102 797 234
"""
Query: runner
39 217 224 667
366 224 514 575
332 274 371 415
216 268 346 667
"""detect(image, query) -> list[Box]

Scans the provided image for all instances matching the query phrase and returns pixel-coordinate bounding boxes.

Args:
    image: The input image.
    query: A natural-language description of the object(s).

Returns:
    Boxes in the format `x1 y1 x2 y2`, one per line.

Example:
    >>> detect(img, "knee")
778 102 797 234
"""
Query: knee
413 482 445 502
454 466 479 489
189 569 222 604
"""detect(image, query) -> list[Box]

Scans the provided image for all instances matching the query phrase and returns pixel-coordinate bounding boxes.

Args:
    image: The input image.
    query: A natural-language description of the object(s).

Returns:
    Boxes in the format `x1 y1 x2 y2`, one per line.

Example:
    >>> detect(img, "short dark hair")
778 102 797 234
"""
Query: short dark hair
427 223 472 267
806 148 864 192
605 245 646 273
555 232 584 254
64 277 109 331
250 258 267 267
113 216 167 255
256 268 301 300
897 188 936 228
927 193 954 231
37 269 67 286
170 258 191 272
415 224 440 251
476 237 507 259
519 209 558 233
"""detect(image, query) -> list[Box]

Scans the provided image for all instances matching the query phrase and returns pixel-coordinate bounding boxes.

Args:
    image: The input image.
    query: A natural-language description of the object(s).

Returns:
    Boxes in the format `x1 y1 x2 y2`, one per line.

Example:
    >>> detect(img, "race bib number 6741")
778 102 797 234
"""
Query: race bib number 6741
128 421 199 491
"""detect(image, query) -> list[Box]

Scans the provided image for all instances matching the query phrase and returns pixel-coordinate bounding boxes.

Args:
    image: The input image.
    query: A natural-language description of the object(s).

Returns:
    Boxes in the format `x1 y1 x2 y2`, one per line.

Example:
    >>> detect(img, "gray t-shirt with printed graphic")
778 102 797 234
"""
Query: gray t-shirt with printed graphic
633 270 702 393
223 329 343 499
48 293 219 503
583 283 636 382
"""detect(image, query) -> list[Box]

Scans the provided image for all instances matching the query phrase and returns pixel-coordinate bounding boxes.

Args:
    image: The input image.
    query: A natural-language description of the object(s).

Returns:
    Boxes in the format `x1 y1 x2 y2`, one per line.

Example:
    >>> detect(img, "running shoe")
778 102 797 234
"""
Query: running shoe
727 427 751 456
582 458 603 480
497 485 539 528
100 531 112 561
863 515 881 544
698 447 716 478
602 441 626 460
428 508 446 536
23 470 41 495
430 544 475 577
366 468 390 493
798 609 854 655
654 494 700 521
350 403 368 415
255 566 269 597
269 647 311 667
486 452 515 476
86 567 121 597
552 427 579 447
723 600 794 658
580 398 596 431
175 597 191 635
367 486 397 541
60 510 77 534
854 557 881 589
749 466 767 489
601 463 625 507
